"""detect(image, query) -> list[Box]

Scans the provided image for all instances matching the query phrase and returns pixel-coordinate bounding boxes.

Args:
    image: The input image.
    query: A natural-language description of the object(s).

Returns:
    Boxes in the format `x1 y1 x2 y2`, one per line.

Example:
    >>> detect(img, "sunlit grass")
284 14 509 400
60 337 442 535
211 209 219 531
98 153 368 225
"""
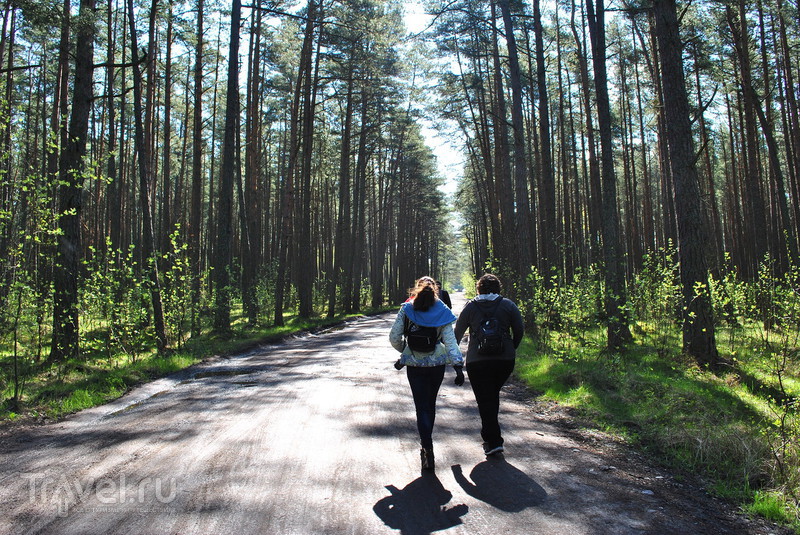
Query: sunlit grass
744 491 800 530
516 322 800 532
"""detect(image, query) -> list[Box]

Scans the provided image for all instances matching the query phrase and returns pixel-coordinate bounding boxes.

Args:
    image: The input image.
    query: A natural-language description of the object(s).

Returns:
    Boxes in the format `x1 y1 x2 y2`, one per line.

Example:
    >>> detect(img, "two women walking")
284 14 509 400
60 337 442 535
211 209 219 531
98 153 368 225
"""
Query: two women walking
389 274 524 471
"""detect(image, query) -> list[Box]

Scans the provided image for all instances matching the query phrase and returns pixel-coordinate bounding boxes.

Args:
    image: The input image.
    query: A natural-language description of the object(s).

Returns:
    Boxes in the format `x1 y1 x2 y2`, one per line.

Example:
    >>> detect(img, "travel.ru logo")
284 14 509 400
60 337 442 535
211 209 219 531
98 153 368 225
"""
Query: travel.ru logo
21 473 177 516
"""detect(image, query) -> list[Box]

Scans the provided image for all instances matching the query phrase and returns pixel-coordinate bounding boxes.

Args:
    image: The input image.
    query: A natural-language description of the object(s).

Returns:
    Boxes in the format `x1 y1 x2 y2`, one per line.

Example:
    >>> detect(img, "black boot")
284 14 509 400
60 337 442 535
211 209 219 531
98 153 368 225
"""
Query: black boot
420 447 435 470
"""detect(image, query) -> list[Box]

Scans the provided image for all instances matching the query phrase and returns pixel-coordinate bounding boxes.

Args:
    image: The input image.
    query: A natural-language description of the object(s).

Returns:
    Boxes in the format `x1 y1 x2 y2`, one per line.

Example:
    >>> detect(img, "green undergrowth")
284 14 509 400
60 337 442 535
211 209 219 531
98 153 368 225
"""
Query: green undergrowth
0 306 392 423
516 323 800 533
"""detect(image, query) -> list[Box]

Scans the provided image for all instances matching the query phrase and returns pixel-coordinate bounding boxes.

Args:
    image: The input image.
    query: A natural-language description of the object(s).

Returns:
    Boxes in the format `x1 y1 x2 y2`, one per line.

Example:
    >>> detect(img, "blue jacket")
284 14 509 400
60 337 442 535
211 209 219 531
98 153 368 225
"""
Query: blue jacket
389 301 463 367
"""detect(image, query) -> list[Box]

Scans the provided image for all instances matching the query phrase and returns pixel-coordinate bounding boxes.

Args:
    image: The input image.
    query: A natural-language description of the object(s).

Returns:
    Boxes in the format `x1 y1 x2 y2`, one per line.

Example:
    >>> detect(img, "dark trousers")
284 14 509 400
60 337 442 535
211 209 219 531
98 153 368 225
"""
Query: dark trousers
466 359 515 447
406 365 446 449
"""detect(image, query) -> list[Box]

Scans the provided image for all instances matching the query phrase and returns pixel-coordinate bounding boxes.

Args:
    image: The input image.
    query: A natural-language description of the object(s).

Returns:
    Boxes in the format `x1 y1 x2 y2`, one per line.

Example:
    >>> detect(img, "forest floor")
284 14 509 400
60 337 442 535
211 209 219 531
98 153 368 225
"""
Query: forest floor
0 295 792 534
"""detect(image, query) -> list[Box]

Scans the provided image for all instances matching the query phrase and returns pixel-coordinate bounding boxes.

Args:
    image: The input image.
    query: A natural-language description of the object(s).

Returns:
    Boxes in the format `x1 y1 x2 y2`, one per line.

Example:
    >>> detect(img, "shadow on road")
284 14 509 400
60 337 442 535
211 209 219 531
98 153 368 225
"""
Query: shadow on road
373 472 468 535
452 457 547 512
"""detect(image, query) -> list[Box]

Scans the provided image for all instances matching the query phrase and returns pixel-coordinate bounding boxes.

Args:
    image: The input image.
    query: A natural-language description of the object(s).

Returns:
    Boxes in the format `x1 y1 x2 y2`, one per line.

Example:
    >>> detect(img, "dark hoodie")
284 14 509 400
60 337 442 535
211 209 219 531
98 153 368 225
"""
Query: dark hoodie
454 295 524 364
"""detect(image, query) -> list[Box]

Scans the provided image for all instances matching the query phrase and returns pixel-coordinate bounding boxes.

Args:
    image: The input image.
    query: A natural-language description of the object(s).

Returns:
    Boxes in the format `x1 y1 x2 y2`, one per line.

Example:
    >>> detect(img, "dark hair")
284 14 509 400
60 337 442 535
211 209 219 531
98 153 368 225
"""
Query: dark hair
476 273 502 295
410 277 438 311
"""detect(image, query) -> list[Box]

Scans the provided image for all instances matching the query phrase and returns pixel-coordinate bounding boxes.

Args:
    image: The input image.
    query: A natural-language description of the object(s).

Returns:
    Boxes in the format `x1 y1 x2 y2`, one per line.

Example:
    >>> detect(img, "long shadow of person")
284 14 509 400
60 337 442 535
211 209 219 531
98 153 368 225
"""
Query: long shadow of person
373 472 469 535
452 456 547 512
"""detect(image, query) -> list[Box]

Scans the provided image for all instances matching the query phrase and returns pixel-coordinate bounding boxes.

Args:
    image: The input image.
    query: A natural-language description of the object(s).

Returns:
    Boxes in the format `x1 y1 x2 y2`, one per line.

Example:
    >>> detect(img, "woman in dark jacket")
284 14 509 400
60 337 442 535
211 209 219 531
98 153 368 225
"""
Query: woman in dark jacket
454 273 524 456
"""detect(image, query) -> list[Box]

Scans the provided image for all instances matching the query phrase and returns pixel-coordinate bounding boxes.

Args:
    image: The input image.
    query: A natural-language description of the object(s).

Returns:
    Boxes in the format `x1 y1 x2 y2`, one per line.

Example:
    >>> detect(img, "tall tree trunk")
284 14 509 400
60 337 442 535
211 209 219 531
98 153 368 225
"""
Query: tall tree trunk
297 5 321 319
160 4 174 255
747 85 798 266
490 0 514 269
242 2 263 324
631 25 656 256
327 63 354 319
455 41 501 256
554 9 575 277
570 0 602 261
50 0 71 202
348 87 370 313
106 0 121 255
127 0 168 351
213 0 242 332
647 11 677 252
653 0 719 367
50 0 96 362
189 0 204 336
565 60 586 272
586 0 632 349
144 0 158 239
0 4 15 287
498 0 533 275
725 89 748 271
753 1 797 267
371 115 406 308
206 22 224 286
727 2 768 277
691 47 723 273
42 0 71 337
531 0 556 275
776 0 800 232
275 0 316 325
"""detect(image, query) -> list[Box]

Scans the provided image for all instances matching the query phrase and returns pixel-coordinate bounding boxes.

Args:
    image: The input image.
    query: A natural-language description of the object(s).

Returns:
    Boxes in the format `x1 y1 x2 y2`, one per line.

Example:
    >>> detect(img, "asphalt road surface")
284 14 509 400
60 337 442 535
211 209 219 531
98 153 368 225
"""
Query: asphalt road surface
0 294 790 535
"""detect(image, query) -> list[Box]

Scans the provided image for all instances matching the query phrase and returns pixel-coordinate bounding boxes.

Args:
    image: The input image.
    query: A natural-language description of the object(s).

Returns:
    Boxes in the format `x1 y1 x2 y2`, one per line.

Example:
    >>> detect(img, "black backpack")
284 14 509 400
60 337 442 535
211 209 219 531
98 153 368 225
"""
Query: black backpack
475 297 505 355
403 315 440 353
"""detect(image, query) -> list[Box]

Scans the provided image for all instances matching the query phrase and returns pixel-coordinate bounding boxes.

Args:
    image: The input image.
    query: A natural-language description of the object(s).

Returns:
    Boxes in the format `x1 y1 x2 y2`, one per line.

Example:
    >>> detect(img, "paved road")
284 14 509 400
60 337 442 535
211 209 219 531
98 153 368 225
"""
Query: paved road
0 294 788 534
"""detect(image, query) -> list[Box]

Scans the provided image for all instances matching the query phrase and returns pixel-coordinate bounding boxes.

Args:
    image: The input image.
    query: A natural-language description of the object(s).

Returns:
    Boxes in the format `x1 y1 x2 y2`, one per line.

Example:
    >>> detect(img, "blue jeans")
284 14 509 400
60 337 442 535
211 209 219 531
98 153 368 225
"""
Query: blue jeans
406 365 446 449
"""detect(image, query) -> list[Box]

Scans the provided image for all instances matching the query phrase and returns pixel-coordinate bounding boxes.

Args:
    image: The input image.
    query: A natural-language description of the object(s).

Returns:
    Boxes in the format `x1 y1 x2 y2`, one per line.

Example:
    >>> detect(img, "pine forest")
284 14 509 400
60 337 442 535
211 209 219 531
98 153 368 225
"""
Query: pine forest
1 0 800 526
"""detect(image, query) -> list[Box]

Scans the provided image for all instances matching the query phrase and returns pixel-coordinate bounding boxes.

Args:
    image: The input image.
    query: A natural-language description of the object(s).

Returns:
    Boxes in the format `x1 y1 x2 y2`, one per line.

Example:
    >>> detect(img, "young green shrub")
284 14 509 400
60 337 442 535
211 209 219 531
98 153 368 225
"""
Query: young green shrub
314 275 329 313
254 259 280 325
559 265 605 336
709 253 747 326
758 263 800 513
515 265 548 340
162 229 192 348
82 242 153 363
630 246 681 355
709 254 748 353
0 267 39 412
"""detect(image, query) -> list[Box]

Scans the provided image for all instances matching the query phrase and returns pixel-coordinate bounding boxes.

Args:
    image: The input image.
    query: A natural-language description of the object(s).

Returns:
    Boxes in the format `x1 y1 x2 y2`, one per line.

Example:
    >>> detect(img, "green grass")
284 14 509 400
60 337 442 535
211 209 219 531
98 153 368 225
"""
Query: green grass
515 322 800 532
27 350 202 419
745 491 799 528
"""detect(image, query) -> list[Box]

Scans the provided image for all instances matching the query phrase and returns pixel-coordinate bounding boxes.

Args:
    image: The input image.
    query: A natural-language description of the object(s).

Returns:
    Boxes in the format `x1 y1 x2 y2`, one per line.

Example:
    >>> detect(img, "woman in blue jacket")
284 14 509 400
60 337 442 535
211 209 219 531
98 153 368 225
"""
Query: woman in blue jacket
389 277 464 470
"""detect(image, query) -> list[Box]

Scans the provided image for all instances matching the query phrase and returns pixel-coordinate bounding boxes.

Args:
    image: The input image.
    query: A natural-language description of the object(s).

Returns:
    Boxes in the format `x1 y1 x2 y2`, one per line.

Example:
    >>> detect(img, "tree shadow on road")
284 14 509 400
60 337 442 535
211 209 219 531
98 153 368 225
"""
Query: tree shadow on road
373 472 468 535
452 456 546 512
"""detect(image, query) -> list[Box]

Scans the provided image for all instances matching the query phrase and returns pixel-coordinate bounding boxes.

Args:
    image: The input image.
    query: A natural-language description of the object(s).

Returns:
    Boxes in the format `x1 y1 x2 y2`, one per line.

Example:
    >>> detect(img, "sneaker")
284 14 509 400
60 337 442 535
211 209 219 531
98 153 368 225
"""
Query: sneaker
483 444 504 456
